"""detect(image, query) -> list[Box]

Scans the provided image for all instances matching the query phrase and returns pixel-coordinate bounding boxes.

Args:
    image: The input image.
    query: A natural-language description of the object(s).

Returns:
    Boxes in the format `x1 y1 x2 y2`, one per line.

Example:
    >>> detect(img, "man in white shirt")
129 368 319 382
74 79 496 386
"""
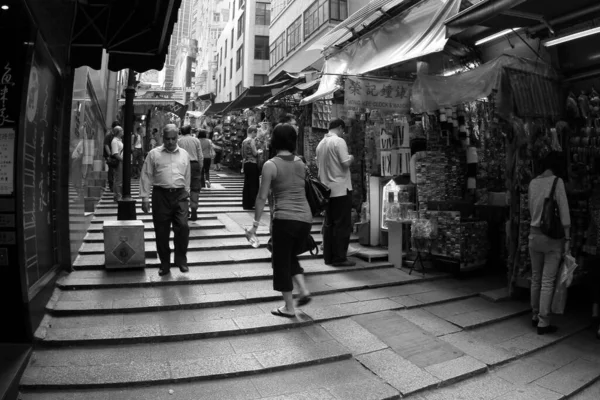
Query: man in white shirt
140 124 191 276
316 118 355 267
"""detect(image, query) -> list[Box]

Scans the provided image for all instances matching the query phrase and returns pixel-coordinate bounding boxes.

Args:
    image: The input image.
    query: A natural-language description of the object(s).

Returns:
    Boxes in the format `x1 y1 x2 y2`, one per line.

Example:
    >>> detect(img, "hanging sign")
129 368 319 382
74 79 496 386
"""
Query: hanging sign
344 77 411 114
0 128 14 195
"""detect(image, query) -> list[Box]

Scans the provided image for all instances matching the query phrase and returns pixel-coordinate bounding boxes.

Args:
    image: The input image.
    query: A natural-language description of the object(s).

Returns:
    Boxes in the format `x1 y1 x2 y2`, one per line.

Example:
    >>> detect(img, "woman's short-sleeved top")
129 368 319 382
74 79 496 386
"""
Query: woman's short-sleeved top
242 138 257 163
269 155 311 223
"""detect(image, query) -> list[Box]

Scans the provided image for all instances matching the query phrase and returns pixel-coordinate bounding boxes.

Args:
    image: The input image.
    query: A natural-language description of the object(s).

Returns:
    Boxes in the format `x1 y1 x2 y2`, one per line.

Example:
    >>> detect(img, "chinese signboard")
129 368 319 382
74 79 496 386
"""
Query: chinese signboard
344 77 411 115
0 128 14 195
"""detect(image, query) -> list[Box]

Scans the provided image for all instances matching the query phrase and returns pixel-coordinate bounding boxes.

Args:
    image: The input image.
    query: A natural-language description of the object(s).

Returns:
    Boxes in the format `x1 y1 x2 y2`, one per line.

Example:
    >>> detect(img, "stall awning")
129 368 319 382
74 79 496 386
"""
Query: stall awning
69 0 182 72
265 79 321 105
300 0 462 106
204 102 232 116
221 80 291 113
118 99 182 107
308 0 412 51
411 54 561 118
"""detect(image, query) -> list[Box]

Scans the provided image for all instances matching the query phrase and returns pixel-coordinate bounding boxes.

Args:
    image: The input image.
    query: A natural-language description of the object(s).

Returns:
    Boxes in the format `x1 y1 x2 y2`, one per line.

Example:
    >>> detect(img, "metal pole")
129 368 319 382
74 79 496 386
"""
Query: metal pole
117 69 137 220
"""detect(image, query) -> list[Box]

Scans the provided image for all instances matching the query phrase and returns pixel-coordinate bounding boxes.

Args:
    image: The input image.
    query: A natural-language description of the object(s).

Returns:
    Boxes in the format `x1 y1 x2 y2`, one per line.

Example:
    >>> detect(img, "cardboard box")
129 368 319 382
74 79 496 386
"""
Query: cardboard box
103 220 145 269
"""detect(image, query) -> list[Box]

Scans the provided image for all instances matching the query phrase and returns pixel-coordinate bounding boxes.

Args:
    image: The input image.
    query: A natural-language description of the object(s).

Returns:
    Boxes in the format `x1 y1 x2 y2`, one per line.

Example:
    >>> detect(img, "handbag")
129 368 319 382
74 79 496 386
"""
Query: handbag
106 155 120 168
266 234 319 256
305 171 330 217
540 177 565 239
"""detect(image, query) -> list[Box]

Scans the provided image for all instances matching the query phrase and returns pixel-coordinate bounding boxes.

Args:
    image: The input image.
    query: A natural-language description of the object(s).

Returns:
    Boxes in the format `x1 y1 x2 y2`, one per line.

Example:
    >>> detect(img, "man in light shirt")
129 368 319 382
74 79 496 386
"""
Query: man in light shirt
140 124 191 276
316 118 355 267
177 125 204 221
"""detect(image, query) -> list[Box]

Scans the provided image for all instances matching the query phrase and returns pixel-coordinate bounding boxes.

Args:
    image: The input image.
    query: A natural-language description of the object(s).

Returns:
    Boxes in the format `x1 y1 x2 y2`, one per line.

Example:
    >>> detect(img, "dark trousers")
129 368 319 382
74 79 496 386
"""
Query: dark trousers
201 158 212 188
190 161 202 210
242 162 259 209
271 219 311 292
152 187 190 269
132 149 144 178
107 163 114 190
323 191 352 264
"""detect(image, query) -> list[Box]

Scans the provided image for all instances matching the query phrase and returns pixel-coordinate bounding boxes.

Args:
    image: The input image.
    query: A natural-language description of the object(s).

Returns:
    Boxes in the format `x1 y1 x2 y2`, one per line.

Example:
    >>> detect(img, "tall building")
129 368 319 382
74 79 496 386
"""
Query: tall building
192 0 230 98
215 0 271 103
268 0 361 79
164 0 194 89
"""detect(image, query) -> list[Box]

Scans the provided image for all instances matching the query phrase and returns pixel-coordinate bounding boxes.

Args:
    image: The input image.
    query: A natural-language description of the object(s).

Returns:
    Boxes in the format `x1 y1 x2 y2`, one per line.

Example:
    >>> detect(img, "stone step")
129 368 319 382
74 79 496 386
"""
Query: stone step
78 232 356 256
60 250 379 289
20 328 353 390
95 200 245 209
417 318 598 399
81 222 323 243
47 266 452 315
19 359 400 400
85 219 224 233
89 214 216 223
38 275 506 346
92 206 263 216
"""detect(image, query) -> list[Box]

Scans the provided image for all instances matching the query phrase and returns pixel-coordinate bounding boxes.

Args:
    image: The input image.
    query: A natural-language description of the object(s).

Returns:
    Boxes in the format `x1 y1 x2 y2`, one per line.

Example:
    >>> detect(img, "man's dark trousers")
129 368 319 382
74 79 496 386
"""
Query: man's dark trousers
152 187 190 269
323 190 352 264
107 163 114 191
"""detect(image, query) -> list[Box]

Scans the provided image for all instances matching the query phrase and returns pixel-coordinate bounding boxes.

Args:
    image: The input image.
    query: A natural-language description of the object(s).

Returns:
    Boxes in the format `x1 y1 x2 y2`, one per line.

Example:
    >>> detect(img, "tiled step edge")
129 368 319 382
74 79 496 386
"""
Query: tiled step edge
45 273 452 315
19 341 352 390
57 260 391 289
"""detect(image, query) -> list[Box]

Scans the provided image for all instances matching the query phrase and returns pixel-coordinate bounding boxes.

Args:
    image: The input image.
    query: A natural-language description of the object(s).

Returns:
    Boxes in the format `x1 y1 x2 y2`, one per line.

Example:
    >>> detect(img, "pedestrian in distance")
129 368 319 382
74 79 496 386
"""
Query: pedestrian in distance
132 127 144 179
316 118 356 267
110 126 124 202
528 151 571 335
242 125 260 210
197 129 215 189
177 125 203 221
103 120 120 191
213 131 224 171
246 123 312 318
140 124 192 276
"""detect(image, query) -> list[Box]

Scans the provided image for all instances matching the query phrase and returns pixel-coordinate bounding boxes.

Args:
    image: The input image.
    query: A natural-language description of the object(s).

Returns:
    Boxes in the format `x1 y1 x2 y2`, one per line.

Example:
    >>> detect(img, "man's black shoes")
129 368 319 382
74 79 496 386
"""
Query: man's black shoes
331 260 356 267
189 209 198 221
178 264 189 273
158 267 170 276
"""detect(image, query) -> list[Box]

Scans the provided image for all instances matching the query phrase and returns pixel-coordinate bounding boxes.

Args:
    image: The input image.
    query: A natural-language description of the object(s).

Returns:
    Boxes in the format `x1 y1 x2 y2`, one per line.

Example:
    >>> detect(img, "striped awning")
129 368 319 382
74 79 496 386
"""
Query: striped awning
118 99 183 107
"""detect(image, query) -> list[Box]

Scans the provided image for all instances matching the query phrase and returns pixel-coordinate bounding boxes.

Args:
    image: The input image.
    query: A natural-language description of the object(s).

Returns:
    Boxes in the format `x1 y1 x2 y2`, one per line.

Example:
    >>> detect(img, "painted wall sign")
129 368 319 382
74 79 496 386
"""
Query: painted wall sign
344 77 411 115
0 62 15 127
0 128 14 194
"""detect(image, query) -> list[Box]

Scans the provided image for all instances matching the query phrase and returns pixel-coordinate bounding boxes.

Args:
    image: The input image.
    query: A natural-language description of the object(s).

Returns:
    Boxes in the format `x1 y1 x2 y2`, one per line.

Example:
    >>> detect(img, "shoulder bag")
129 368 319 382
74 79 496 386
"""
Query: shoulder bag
540 177 565 239
305 169 330 217
106 155 120 168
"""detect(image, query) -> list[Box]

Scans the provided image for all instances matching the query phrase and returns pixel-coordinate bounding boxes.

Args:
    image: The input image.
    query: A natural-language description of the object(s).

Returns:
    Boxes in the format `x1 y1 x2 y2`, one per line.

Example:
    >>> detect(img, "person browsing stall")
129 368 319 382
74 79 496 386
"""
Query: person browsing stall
177 125 204 221
316 118 355 267
140 124 192 276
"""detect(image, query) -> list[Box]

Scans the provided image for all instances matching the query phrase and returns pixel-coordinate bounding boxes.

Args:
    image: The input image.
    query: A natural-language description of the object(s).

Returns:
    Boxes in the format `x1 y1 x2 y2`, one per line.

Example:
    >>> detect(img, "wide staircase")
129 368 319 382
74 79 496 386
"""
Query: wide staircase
18 169 600 399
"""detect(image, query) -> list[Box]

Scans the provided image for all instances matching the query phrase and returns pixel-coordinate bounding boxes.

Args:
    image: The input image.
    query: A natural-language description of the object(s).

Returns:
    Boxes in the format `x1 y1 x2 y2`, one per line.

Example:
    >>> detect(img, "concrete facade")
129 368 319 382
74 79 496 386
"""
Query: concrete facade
268 0 363 79
215 0 271 103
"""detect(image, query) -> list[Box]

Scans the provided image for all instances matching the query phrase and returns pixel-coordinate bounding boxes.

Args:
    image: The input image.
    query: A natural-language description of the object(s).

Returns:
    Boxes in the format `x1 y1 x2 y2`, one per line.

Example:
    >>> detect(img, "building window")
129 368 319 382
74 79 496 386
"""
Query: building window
269 33 285 67
231 29 234 48
230 59 233 79
228 93 232 101
287 16 302 54
255 35 269 60
236 82 243 97
240 0 246 9
236 46 243 70
254 74 268 86
218 74 221 90
224 40 227 58
232 2 235 19
223 67 227 86
213 12 220 22
304 0 328 39
256 2 271 25
237 13 245 38
330 0 348 21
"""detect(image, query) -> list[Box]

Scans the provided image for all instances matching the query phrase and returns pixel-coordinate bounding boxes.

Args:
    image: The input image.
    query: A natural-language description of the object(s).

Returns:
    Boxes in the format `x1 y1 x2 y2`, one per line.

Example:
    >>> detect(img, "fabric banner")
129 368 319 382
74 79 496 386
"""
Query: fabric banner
345 77 411 115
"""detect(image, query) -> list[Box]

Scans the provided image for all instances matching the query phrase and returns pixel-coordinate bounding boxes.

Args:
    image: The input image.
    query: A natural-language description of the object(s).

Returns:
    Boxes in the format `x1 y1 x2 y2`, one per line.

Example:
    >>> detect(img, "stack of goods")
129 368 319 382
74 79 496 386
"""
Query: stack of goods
415 151 465 204
431 211 462 259
479 132 506 192
460 220 490 268
517 192 532 278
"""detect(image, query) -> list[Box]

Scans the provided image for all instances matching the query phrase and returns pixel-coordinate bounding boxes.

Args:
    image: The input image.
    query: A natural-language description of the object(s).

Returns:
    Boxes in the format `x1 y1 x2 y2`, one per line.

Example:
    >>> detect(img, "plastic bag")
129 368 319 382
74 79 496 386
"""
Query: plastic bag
551 254 578 314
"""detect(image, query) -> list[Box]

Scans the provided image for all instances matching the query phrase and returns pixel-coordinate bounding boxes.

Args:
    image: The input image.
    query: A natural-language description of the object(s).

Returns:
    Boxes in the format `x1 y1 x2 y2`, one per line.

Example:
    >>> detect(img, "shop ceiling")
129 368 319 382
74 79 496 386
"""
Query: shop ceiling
23 0 182 73
448 0 600 43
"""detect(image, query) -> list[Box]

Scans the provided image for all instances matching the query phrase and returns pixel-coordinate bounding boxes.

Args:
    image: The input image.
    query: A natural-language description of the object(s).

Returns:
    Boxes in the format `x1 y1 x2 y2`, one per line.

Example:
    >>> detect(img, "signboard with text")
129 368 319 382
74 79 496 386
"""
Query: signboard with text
344 77 412 115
